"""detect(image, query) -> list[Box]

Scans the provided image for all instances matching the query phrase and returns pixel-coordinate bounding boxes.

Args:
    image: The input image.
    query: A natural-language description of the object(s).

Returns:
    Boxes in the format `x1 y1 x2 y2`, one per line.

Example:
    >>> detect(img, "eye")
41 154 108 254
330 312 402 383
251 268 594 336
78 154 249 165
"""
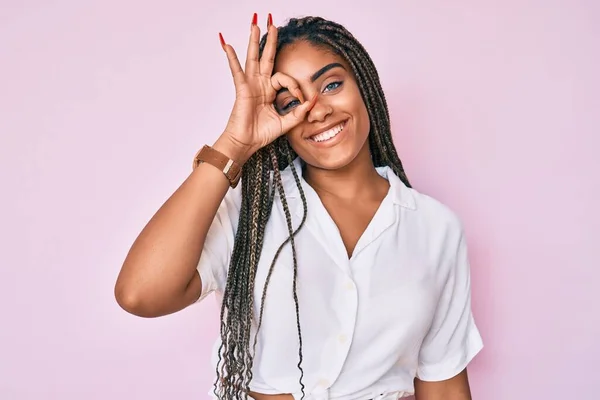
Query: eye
278 99 301 113
323 81 343 92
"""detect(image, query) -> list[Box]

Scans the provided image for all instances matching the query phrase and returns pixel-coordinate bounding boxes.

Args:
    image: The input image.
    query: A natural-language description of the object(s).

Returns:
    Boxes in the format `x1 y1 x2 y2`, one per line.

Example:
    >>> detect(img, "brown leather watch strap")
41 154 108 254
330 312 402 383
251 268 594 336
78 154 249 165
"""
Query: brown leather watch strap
192 145 242 188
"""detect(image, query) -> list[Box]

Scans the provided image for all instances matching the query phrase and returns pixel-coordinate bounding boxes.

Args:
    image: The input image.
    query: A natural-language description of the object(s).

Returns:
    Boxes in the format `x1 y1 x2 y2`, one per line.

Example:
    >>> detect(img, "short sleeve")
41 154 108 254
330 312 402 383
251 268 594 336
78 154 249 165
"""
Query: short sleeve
195 186 241 303
416 223 484 381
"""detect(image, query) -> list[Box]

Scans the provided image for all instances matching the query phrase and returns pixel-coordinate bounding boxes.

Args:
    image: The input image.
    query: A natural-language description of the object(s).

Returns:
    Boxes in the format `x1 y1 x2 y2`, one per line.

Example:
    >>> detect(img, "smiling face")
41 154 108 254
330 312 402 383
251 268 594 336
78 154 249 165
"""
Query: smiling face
273 40 371 171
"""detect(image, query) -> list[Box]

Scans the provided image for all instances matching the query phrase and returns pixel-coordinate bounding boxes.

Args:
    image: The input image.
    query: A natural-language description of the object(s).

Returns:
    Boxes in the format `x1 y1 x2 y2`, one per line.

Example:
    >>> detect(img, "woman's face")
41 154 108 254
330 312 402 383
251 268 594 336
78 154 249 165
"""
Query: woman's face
273 40 371 170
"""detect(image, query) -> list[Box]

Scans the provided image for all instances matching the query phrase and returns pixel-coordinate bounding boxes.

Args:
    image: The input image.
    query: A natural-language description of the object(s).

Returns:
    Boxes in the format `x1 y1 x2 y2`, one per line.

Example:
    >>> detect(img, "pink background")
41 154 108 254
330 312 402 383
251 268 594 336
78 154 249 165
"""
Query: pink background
1 1 598 399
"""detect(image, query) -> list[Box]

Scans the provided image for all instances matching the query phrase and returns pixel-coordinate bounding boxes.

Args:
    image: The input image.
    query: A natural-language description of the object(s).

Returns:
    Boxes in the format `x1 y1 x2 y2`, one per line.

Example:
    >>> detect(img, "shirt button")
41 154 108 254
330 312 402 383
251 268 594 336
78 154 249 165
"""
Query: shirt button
338 334 348 343
345 280 355 290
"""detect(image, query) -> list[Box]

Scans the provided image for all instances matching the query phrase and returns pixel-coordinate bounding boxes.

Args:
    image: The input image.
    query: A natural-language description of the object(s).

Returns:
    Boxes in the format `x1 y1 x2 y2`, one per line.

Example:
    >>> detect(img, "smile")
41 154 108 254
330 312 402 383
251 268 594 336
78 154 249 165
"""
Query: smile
308 121 347 143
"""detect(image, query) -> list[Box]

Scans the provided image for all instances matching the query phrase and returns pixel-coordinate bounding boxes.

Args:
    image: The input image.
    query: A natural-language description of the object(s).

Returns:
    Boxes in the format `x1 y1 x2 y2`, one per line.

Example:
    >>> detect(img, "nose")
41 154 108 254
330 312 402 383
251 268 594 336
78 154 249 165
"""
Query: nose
307 95 333 123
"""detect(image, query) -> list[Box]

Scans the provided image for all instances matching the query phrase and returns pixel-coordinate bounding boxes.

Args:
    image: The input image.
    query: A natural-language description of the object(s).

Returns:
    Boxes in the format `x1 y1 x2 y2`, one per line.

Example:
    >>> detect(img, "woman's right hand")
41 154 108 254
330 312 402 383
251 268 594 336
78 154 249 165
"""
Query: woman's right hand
216 14 317 163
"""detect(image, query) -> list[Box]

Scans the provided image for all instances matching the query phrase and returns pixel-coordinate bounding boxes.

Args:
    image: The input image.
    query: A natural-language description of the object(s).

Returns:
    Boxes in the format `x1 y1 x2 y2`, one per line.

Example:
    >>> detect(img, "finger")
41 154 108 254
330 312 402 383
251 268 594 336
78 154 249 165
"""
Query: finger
220 33 245 88
259 18 278 77
245 14 260 76
271 72 304 103
279 94 318 133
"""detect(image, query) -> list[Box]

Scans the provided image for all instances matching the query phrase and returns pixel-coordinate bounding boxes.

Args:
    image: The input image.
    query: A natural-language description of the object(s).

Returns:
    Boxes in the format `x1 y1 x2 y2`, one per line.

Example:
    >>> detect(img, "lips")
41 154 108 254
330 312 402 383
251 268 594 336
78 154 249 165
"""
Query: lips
308 120 347 143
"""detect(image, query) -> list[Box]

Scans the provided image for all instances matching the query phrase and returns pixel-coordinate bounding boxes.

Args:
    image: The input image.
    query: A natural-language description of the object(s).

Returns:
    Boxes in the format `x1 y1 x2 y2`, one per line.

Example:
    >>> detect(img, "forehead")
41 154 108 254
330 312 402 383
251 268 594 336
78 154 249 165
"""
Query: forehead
273 40 350 81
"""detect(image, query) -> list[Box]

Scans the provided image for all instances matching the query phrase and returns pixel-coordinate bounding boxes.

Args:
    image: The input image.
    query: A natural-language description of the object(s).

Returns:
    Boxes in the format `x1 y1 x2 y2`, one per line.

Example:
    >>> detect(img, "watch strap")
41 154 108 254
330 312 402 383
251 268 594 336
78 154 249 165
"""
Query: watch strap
193 145 242 188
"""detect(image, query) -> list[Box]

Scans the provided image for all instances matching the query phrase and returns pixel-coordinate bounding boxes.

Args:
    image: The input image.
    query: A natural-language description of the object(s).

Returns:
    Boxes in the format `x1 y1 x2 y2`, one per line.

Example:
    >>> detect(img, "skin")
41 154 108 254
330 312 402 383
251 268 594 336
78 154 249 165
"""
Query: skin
114 15 473 400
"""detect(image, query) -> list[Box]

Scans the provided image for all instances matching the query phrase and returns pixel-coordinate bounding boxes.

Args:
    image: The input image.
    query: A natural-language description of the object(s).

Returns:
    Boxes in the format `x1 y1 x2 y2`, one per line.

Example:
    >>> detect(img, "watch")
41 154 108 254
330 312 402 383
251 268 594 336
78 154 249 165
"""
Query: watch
192 145 242 188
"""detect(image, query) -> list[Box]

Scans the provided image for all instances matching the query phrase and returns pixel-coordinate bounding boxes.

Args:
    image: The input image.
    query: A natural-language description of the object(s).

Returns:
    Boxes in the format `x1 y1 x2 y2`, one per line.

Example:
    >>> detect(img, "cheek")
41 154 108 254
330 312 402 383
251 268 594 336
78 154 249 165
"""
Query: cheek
352 95 370 137
284 130 304 155
359 103 370 136
342 85 370 134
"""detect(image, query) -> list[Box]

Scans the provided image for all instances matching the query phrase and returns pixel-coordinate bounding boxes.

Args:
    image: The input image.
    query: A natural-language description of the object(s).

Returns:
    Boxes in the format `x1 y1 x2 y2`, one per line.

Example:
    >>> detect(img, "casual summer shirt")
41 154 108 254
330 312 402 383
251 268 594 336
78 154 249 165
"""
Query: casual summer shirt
195 158 484 400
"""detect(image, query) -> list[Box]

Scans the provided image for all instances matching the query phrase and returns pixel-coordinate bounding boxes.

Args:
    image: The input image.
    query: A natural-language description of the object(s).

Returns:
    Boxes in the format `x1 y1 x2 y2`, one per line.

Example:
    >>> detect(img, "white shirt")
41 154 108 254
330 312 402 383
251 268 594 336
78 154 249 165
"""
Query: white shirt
195 158 483 400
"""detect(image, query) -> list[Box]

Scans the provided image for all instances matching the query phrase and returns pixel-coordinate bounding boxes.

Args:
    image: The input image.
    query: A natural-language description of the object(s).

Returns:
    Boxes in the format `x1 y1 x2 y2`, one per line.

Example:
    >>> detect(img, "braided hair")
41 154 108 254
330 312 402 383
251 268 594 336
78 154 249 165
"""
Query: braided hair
213 16 411 399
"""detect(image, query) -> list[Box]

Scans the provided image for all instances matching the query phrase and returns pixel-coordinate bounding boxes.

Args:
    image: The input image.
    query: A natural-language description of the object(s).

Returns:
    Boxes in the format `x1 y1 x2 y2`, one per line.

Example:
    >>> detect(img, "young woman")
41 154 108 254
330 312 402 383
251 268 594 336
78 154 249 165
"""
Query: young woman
115 14 483 400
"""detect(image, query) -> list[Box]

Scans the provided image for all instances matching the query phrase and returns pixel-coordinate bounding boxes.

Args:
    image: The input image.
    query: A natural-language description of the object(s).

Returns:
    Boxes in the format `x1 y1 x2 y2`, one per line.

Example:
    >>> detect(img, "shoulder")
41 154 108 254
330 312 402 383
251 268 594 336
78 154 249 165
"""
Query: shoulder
392 179 471 279
412 189 463 234
387 170 465 242
408 188 469 272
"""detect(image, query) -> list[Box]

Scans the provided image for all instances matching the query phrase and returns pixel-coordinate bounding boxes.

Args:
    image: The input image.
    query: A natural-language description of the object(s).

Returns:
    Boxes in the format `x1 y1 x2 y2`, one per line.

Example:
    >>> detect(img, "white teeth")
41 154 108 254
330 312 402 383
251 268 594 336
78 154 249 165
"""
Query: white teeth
310 122 345 142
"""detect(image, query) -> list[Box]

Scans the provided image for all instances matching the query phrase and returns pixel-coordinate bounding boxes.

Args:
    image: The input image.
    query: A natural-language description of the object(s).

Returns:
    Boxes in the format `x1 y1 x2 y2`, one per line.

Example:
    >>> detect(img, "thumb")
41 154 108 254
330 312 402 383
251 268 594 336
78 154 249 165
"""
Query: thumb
279 94 318 134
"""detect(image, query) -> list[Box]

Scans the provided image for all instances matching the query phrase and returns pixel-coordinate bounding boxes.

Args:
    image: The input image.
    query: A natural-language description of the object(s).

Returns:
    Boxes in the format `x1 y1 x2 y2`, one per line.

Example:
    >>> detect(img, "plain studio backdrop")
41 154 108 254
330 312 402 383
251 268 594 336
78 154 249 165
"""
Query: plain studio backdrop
1 0 598 399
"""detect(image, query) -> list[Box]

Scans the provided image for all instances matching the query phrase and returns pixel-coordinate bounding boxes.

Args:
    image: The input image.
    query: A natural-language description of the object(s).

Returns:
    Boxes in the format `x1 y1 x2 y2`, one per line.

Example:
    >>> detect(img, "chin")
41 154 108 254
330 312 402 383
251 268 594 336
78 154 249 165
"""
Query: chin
304 152 359 170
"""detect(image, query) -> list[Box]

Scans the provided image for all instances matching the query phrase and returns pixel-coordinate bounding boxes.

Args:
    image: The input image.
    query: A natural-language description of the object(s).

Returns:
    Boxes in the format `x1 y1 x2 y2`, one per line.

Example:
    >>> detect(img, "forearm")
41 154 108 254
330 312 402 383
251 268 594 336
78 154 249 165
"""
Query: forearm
114 136 249 317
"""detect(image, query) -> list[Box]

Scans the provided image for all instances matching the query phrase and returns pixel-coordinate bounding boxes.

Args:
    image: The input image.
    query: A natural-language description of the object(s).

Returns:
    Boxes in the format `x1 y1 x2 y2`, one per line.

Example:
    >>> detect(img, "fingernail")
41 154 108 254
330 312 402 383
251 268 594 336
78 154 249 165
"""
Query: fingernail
252 13 258 25
219 32 226 49
267 13 273 27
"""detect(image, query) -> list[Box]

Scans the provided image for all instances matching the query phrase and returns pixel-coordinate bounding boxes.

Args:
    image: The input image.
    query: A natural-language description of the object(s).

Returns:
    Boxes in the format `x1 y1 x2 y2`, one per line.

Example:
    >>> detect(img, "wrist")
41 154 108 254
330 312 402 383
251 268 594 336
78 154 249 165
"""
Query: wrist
212 134 255 166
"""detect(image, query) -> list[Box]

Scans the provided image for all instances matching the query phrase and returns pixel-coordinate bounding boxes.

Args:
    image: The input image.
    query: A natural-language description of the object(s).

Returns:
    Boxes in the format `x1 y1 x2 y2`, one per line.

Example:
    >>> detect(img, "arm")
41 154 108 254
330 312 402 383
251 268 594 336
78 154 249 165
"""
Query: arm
114 137 249 318
414 369 472 400
114 19 316 318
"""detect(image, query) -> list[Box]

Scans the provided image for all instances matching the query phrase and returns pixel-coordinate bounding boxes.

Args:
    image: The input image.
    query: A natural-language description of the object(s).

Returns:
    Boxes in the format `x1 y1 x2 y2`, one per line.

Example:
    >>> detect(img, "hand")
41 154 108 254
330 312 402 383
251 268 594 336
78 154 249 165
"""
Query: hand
217 14 317 163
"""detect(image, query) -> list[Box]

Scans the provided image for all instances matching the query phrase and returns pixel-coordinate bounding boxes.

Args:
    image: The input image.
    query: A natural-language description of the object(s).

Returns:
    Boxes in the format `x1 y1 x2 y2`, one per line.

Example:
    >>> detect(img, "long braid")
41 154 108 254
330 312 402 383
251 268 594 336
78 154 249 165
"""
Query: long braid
214 16 411 399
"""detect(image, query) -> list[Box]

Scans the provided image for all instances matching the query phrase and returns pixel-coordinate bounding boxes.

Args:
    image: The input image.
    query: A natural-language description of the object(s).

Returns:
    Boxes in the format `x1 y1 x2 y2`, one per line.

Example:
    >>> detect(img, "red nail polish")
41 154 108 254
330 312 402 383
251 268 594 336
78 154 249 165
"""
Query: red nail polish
219 32 226 48
267 13 273 27
252 13 258 25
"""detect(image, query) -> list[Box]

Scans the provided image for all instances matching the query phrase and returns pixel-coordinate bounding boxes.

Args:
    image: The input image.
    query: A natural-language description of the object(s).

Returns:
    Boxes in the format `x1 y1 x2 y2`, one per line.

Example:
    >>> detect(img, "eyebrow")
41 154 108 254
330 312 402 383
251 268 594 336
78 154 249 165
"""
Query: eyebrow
310 62 345 82
276 62 346 97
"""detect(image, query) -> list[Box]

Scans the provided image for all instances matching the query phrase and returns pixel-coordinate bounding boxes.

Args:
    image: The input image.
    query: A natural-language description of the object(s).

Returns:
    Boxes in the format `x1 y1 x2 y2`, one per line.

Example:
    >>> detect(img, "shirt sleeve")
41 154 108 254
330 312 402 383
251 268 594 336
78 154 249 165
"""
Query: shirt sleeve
195 186 241 303
416 222 484 381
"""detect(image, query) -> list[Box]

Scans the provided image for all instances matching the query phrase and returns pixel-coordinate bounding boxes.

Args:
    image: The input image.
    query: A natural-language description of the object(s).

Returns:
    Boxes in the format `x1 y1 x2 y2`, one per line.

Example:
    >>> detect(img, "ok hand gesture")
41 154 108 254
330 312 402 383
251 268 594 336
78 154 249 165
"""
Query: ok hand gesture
218 14 316 162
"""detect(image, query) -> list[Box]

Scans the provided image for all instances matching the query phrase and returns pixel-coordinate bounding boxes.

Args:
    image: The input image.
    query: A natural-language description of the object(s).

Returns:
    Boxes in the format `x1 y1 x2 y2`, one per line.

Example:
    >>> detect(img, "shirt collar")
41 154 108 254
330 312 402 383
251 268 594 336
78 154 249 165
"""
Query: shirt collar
276 157 416 210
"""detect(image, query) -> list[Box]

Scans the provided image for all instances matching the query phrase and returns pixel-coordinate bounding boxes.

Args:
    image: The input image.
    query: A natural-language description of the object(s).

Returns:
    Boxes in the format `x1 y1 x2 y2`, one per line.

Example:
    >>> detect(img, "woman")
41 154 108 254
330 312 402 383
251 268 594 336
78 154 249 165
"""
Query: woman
115 14 483 400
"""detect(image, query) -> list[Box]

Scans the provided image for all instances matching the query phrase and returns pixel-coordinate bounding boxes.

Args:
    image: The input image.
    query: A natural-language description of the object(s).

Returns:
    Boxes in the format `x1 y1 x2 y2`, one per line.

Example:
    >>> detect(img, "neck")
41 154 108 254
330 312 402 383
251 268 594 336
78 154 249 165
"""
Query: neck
302 146 388 201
